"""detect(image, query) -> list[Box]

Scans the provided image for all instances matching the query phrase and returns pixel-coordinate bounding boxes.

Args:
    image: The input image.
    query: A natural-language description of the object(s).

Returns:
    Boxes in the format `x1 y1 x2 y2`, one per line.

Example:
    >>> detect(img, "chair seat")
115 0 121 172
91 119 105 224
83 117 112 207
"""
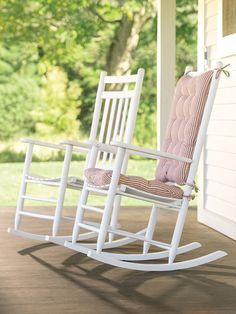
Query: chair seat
27 174 84 189
85 168 184 199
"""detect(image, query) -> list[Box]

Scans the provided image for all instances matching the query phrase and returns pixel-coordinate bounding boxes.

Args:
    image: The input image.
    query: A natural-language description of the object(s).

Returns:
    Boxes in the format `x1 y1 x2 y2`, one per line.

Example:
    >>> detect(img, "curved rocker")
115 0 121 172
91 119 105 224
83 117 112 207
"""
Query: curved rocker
8 225 147 251
8 227 98 243
87 249 227 272
64 241 202 261
64 240 227 271
8 228 49 242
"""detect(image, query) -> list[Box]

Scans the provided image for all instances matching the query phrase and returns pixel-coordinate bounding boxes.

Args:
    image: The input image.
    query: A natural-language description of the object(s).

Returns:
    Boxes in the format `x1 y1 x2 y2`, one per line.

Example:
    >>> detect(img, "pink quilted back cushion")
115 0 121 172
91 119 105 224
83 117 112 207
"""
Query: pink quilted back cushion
156 70 214 185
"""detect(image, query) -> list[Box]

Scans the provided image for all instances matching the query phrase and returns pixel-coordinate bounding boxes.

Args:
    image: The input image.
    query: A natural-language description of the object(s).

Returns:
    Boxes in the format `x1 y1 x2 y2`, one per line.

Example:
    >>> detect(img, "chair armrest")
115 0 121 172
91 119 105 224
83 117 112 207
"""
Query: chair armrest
60 139 95 149
60 139 98 154
111 141 192 163
97 143 118 154
21 138 89 154
21 138 64 150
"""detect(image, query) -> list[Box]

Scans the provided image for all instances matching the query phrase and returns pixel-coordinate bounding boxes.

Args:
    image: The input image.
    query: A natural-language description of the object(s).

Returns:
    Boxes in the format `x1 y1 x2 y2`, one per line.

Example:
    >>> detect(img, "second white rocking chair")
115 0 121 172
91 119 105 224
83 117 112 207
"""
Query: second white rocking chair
64 62 229 271
8 69 145 243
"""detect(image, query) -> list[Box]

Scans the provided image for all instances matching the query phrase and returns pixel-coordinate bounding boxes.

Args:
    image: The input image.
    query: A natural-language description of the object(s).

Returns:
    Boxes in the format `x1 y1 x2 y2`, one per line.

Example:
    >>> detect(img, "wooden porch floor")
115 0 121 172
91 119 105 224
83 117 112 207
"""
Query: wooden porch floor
0 206 236 314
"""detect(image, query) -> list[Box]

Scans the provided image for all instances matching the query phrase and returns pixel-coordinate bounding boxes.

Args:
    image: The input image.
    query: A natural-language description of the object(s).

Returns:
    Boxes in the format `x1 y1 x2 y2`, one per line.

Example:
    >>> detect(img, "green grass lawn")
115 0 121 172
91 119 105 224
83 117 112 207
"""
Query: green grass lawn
0 160 155 206
0 160 197 207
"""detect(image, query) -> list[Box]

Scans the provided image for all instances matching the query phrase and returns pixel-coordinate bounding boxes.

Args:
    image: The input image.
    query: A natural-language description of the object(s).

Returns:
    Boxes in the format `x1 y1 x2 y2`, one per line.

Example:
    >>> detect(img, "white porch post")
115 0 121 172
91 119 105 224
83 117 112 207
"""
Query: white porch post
157 0 176 149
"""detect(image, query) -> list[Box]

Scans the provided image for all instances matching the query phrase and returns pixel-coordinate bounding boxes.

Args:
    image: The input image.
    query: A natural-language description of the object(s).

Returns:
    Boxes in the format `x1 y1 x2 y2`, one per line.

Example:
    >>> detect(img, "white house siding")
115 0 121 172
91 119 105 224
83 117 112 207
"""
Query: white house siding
198 0 236 239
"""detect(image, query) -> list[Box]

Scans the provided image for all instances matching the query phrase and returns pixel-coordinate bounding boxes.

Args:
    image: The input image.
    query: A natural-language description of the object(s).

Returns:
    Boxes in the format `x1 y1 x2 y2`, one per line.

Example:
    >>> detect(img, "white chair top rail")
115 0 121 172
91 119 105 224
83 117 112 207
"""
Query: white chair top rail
104 73 139 84
101 90 135 99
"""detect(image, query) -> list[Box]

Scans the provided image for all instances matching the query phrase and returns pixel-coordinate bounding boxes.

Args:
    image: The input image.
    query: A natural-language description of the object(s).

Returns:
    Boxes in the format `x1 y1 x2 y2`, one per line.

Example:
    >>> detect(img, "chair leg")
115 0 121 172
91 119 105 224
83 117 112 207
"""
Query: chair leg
96 147 125 253
168 198 189 264
72 187 89 243
96 191 118 253
52 145 73 237
143 205 159 254
71 145 99 243
108 195 121 243
15 143 34 229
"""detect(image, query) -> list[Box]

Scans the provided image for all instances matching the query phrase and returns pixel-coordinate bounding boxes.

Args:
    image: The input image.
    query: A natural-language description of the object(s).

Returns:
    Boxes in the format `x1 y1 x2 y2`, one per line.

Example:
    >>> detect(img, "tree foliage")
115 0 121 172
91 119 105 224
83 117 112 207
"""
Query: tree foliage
0 44 41 140
176 0 198 77
0 0 197 147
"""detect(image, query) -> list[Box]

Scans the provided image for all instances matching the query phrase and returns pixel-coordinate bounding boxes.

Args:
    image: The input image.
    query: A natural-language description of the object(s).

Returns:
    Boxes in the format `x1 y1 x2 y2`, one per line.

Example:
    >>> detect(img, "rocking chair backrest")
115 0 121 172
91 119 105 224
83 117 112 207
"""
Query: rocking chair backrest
89 69 144 169
156 63 223 186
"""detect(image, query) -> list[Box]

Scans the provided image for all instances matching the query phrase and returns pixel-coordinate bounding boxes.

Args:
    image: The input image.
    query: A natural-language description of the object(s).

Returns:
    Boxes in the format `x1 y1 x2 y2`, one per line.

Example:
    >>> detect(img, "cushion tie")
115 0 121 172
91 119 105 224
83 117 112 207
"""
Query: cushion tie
183 194 195 200
215 63 230 79
185 181 199 193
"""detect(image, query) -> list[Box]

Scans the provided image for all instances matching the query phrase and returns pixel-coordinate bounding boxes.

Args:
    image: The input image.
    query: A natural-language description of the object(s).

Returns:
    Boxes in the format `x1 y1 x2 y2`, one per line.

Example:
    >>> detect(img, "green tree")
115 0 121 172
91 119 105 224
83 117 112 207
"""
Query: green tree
35 65 81 138
0 0 197 149
0 44 41 140
176 0 198 77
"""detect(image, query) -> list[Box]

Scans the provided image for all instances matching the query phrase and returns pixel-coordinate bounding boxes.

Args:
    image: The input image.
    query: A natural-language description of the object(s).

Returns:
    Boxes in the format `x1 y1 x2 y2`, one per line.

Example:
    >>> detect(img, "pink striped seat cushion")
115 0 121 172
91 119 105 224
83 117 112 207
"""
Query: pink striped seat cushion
85 168 183 199
156 70 213 185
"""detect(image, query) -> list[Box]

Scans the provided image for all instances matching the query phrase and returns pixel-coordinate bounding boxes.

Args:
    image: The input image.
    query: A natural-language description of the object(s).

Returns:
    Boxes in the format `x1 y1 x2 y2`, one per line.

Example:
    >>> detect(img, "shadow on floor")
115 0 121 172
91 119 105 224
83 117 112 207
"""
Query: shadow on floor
18 242 236 314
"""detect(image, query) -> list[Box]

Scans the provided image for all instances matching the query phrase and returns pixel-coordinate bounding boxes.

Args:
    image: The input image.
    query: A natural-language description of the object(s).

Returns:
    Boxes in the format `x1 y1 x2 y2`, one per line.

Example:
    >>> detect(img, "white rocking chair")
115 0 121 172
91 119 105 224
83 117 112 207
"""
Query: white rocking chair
64 62 229 271
8 69 145 243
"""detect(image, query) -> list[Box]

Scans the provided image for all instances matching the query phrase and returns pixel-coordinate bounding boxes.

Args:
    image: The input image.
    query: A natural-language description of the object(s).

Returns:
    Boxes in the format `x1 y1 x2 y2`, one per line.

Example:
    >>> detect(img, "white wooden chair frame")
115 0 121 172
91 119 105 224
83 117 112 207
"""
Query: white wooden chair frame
8 69 145 244
64 63 228 271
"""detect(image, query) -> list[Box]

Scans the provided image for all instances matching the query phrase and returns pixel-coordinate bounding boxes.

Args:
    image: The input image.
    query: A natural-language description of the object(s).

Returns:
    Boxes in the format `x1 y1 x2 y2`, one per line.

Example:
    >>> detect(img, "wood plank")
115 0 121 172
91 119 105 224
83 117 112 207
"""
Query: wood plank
205 0 217 18
198 206 236 240
205 195 236 222
207 44 217 59
209 56 236 72
205 150 236 170
205 180 236 205
206 164 236 188
210 105 236 121
207 120 236 136
218 70 236 88
205 14 217 32
206 135 236 154
205 29 217 46
1 206 236 313
217 55 236 71
215 87 236 104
